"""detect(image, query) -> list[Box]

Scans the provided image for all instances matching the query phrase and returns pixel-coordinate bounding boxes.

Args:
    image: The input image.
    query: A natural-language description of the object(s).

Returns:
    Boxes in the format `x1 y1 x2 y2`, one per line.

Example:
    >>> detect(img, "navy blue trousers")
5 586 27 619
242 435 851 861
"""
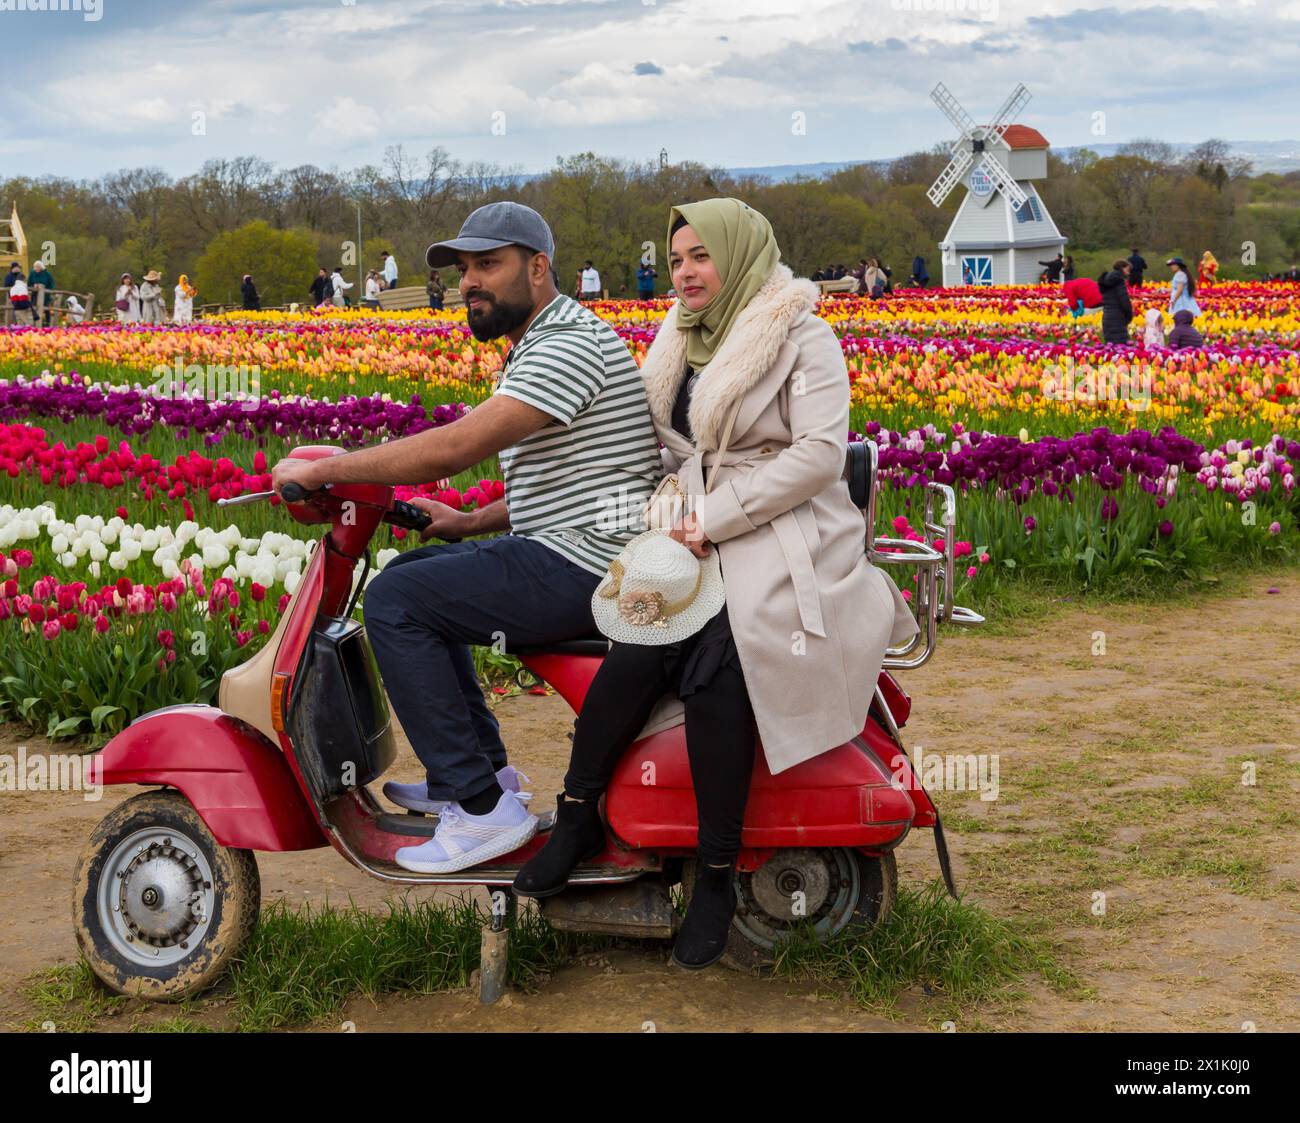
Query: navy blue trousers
363 535 600 802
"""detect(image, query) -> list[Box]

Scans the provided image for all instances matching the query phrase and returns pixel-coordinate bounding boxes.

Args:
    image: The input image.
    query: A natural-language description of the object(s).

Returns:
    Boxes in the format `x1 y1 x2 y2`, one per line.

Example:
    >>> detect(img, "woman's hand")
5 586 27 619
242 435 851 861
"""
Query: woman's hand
669 512 711 558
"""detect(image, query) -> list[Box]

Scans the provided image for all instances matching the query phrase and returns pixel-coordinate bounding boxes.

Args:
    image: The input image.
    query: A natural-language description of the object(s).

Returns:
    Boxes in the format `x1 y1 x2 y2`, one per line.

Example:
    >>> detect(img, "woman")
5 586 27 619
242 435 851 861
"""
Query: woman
861 256 888 298
241 274 261 311
1062 255 1076 281
363 270 382 310
1197 250 1218 290
114 273 140 323
426 269 446 311
139 270 167 324
1166 257 1201 318
512 197 919 968
1099 258 1134 344
173 274 196 324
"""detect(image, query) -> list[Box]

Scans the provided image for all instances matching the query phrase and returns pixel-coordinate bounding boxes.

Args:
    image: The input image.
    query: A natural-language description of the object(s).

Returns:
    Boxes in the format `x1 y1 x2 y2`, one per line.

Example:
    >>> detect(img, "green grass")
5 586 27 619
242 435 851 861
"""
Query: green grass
228 896 590 1031
774 882 1082 1023
18 884 1064 1031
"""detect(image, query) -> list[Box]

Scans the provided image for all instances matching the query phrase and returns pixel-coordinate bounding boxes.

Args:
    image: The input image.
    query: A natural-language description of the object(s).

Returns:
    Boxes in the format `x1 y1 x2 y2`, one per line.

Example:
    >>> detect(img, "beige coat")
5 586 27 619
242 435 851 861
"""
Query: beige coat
640 264 919 774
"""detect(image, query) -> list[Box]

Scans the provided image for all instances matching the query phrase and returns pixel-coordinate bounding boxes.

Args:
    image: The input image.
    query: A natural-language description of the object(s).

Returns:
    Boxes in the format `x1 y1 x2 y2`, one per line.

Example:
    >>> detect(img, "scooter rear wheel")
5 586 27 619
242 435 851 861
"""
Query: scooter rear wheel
73 790 260 1001
682 847 896 973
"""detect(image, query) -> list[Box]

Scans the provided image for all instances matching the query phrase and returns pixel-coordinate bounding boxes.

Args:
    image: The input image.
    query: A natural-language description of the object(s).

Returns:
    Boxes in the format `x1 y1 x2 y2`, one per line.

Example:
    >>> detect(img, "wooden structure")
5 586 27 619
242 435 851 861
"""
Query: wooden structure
376 284 464 311
0 204 28 275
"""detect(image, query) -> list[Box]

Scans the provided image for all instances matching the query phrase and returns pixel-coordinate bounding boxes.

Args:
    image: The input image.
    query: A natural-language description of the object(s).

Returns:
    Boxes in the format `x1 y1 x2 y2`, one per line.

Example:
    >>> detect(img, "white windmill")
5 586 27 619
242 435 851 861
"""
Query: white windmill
927 82 1066 288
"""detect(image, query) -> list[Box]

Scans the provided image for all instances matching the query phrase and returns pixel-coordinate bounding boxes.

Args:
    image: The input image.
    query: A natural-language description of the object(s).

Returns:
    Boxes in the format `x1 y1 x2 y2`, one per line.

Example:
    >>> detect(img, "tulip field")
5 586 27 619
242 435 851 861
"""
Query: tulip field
0 282 1297 744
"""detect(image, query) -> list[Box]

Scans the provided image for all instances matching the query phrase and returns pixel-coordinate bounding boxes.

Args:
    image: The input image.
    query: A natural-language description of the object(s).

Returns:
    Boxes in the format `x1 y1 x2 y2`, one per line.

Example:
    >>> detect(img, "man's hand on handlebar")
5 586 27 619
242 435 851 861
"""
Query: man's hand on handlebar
408 497 474 542
271 457 326 498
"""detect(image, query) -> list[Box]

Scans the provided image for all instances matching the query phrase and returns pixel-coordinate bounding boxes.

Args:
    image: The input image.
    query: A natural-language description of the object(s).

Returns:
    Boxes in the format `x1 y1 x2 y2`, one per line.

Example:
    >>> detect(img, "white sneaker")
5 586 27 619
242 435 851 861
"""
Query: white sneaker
394 789 539 874
384 764 531 815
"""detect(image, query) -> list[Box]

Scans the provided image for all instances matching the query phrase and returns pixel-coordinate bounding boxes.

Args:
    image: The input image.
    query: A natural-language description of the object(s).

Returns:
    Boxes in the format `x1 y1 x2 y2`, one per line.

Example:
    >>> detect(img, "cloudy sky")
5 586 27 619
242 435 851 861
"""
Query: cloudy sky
3 0 1298 180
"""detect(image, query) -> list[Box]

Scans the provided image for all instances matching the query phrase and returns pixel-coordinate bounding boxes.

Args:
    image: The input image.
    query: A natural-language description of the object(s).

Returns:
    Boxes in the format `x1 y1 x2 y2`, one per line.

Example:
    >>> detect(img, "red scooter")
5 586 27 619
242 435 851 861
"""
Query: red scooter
75 443 980 1000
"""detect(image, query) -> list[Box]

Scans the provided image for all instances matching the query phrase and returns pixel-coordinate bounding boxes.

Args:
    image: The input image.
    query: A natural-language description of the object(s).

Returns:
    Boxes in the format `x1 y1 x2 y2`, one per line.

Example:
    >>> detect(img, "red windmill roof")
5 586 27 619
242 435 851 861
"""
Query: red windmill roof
991 124 1049 149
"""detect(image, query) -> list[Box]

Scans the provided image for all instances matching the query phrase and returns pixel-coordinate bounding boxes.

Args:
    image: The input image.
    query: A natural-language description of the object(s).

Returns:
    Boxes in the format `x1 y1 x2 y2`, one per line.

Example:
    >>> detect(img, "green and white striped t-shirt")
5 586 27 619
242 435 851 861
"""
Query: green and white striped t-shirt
494 294 662 575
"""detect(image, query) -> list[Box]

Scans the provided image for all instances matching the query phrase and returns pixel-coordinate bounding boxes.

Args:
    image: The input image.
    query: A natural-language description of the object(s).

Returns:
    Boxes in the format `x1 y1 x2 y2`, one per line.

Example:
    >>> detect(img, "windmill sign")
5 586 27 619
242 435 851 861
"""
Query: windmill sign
927 82 1067 287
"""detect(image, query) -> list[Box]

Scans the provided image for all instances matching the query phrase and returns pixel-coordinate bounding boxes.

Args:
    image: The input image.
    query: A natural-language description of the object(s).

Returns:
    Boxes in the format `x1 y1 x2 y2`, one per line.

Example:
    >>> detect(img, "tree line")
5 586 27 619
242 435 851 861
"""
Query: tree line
4 138 1297 307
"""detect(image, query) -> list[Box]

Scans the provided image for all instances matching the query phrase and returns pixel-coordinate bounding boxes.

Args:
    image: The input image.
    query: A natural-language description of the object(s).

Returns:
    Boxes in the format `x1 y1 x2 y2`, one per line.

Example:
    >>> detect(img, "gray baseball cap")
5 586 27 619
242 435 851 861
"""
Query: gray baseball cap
425 202 555 268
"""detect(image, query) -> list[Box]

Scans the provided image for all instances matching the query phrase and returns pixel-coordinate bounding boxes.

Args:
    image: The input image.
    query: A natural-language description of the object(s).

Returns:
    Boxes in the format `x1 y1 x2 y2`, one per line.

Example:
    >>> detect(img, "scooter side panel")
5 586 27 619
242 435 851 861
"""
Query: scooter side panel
605 726 916 850
89 705 327 851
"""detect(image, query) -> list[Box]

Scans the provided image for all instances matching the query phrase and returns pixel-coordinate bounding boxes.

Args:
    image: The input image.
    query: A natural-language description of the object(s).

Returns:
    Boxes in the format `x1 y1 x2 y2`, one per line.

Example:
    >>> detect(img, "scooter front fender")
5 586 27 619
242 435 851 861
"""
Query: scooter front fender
89 704 326 852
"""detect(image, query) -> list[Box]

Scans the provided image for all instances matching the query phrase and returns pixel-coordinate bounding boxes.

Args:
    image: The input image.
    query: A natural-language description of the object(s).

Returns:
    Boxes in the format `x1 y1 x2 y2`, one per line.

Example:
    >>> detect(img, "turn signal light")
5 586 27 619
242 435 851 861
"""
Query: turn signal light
271 672 290 732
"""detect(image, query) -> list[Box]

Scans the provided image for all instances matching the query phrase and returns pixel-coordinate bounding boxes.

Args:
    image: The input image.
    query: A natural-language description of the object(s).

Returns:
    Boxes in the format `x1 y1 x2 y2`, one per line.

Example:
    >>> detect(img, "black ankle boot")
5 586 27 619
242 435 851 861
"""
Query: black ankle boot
672 863 736 969
512 795 605 898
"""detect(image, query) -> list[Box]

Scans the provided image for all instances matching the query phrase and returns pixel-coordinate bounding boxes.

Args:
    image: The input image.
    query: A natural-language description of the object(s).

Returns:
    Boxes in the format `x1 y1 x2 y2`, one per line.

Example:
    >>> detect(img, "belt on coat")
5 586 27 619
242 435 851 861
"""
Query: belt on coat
682 448 828 640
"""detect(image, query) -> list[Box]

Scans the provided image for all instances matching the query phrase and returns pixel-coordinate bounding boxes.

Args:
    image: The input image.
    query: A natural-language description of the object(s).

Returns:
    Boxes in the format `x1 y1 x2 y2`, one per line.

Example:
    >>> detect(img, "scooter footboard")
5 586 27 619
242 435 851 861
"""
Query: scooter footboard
90 704 326 852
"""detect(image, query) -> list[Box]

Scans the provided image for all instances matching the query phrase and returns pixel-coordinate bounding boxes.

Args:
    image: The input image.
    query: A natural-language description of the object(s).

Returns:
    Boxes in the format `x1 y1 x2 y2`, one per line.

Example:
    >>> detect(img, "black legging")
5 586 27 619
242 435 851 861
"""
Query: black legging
563 641 755 866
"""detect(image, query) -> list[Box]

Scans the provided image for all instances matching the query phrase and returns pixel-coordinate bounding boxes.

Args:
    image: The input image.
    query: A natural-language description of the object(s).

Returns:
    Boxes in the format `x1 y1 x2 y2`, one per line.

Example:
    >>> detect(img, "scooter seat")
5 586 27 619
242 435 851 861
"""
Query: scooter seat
506 633 610 657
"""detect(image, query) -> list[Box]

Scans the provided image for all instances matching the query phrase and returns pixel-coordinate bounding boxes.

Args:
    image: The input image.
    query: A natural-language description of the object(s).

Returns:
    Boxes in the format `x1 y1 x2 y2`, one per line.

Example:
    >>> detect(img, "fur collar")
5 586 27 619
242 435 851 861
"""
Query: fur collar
640 263 819 449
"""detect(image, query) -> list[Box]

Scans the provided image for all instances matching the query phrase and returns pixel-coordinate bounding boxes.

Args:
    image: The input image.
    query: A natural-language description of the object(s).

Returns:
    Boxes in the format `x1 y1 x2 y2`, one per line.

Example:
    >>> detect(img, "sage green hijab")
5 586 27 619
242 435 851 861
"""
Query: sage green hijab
669 197 781 368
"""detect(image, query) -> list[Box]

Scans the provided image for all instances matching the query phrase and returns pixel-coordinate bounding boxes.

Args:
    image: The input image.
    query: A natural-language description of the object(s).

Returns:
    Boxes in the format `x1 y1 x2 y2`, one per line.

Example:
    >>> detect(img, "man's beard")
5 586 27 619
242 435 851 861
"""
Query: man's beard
465 288 533 341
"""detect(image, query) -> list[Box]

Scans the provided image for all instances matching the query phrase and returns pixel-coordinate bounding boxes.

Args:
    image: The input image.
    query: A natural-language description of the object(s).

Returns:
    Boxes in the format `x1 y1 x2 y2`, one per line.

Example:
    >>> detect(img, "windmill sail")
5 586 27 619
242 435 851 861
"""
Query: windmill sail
927 147 974 207
986 83 1031 147
974 152 1028 209
930 83 978 139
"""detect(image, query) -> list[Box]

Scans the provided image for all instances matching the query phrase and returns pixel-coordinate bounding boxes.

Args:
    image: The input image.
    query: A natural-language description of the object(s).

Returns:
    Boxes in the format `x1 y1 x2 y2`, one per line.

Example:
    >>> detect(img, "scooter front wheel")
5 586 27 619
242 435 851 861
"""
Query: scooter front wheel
73 790 260 1000
682 847 896 973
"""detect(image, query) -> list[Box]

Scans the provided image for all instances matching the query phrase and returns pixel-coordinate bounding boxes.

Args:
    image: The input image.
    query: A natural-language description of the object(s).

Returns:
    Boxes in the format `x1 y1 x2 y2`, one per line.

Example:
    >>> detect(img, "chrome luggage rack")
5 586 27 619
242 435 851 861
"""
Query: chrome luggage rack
859 441 984 670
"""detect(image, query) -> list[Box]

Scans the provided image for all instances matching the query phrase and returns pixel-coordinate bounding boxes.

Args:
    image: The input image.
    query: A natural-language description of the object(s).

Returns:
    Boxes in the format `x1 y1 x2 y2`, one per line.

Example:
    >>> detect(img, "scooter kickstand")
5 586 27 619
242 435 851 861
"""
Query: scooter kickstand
479 888 515 1005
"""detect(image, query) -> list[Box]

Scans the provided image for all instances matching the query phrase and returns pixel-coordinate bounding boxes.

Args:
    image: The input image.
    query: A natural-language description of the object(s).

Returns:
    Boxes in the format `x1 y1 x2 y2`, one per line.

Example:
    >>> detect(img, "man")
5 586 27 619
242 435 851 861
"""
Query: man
1037 253 1064 283
329 266 352 307
380 250 398 290
309 268 330 305
28 259 55 326
271 202 661 873
1127 248 1148 288
580 259 601 301
636 260 657 300
2 263 21 325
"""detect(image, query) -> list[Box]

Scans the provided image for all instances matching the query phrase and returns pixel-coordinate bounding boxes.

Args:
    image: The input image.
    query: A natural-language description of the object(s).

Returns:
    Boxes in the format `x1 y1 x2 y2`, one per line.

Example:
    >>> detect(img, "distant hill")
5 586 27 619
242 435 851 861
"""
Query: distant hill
720 141 1300 182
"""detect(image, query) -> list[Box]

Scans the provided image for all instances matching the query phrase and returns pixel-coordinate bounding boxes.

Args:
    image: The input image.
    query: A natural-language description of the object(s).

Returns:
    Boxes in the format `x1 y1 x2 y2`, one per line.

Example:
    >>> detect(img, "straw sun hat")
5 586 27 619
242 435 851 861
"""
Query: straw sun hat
591 528 725 645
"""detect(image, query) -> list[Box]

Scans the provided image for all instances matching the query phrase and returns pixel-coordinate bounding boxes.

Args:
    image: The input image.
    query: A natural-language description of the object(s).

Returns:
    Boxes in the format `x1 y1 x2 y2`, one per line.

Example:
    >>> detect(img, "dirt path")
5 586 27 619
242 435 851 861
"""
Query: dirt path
2 573 1297 1032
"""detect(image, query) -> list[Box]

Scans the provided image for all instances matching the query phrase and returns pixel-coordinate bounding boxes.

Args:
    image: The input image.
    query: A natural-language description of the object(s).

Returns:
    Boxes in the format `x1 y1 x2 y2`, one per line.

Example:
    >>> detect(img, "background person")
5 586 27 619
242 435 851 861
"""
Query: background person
27 259 55 326
380 250 398 290
580 259 601 301
139 270 167 323
1197 250 1218 289
1166 257 1201 318
329 266 352 307
637 260 657 299
1099 258 1134 344
173 274 196 323
114 273 140 323
241 273 261 311
309 267 330 305
426 268 446 310
1127 248 1149 288
1168 309 1204 349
